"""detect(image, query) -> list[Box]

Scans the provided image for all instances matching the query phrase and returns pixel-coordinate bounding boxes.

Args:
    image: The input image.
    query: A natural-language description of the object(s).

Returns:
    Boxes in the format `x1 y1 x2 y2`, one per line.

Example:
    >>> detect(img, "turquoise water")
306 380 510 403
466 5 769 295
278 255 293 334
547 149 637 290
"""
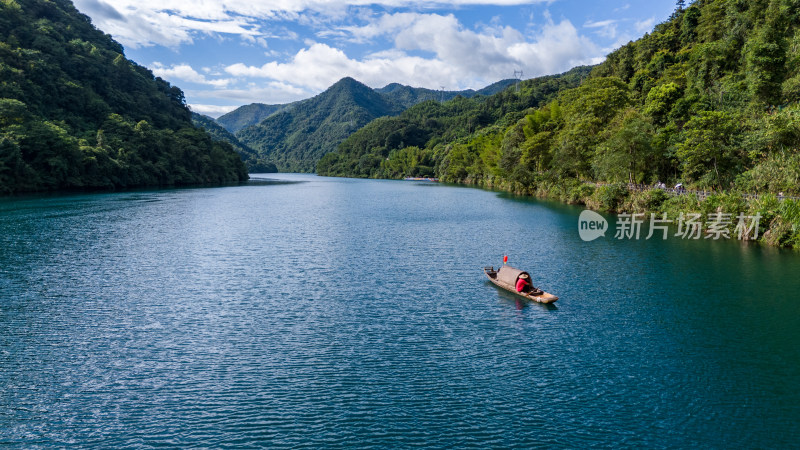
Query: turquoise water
2 174 800 447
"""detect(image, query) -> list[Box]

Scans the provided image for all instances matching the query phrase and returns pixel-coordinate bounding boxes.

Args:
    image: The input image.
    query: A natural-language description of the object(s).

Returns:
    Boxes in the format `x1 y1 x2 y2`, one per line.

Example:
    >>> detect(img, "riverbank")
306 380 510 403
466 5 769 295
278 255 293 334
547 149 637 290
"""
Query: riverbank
439 175 800 249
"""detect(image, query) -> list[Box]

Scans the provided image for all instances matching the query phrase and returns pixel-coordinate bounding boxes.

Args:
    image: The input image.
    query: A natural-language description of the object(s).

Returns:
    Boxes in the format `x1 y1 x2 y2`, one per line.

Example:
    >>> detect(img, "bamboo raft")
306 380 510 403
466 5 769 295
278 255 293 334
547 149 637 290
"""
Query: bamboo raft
484 265 558 304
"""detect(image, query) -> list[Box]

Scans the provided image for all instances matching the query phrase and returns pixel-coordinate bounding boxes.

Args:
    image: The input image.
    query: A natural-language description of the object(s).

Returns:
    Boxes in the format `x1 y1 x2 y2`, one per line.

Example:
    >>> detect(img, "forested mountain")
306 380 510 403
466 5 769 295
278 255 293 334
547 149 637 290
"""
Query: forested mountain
217 78 518 172
236 77 404 172
219 79 516 137
319 0 800 198
0 0 247 194
216 103 292 133
191 113 276 173
317 66 591 178
376 79 517 108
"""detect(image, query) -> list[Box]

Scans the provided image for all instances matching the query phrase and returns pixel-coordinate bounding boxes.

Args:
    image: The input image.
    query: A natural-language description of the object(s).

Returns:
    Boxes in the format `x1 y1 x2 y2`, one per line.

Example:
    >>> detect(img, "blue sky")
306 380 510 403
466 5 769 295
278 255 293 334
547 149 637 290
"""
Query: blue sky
73 0 676 117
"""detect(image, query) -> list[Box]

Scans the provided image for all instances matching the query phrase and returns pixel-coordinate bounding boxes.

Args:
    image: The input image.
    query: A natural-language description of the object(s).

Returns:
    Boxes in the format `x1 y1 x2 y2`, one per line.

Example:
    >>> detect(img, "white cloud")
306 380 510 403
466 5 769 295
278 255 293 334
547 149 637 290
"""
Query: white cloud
509 18 604 72
74 0 549 48
584 19 617 39
188 82 311 104
74 0 263 48
151 62 233 87
635 17 656 34
73 1 619 106
224 12 602 93
225 43 461 91
188 104 238 118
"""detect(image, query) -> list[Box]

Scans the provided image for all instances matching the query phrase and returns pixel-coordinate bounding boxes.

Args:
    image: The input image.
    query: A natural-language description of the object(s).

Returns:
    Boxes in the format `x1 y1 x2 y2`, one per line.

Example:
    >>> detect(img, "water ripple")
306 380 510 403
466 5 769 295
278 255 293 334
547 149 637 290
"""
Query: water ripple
2 176 800 447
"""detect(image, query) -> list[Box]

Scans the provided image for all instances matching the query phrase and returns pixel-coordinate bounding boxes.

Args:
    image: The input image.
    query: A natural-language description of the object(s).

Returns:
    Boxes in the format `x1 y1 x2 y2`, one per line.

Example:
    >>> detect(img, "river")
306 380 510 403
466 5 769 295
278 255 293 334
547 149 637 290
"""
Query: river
2 173 799 447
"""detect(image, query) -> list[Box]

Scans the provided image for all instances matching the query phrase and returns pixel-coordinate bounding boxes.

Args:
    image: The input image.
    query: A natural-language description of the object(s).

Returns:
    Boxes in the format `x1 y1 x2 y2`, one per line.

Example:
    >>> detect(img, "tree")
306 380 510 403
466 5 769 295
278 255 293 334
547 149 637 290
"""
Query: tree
746 15 787 106
675 110 743 188
0 0 247 194
643 82 682 125
593 110 656 184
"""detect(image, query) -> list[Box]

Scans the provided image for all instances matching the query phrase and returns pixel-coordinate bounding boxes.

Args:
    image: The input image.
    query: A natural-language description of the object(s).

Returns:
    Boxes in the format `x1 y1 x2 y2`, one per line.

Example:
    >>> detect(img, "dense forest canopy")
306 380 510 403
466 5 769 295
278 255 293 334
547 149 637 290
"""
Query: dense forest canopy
235 77 405 172
317 66 592 179
225 77 520 173
216 103 292 134
191 113 277 173
319 0 800 197
0 0 247 194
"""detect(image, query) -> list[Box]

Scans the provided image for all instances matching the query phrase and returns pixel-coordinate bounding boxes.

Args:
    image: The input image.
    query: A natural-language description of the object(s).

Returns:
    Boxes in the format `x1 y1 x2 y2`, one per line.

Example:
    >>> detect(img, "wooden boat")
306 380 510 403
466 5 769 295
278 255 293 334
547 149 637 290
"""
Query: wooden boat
483 265 558 303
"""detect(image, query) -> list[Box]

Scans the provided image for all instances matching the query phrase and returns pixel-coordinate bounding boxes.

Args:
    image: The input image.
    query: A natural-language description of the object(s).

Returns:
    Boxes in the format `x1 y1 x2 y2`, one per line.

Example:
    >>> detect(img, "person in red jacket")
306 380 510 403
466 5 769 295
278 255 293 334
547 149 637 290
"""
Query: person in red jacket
516 273 530 293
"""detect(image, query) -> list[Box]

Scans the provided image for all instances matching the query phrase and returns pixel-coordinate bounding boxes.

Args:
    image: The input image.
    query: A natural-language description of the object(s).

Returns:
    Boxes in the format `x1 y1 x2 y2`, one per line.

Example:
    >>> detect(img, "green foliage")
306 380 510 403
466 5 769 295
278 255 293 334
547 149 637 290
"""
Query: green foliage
762 198 800 248
313 0 800 246
216 103 290 133
593 109 656 183
660 193 703 219
675 110 744 189
735 150 800 195
700 192 747 218
380 146 435 178
643 82 682 124
745 3 787 106
750 193 781 226
591 183 629 212
566 182 595 205
191 113 276 173
623 188 671 213
0 0 247 194
237 77 403 172
320 66 591 179
220 79 523 173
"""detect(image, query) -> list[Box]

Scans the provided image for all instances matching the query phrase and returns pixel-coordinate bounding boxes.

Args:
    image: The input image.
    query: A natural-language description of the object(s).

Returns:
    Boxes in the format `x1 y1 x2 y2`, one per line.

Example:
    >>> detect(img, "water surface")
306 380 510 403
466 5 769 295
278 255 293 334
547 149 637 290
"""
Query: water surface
2 174 799 447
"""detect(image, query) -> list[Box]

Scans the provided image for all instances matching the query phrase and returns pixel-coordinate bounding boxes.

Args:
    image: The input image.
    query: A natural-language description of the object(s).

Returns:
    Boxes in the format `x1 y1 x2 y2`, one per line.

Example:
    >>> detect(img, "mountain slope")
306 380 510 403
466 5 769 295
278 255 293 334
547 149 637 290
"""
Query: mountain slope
216 103 292 133
0 0 247 193
317 66 591 178
191 113 276 173
320 0 800 199
219 79 518 160
235 77 403 172
376 79 517 108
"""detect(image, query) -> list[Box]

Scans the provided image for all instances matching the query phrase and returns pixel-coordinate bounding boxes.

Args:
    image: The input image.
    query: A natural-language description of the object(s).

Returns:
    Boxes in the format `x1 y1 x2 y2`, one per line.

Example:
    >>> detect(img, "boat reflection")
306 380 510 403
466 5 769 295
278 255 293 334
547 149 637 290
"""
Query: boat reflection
489 281 558 310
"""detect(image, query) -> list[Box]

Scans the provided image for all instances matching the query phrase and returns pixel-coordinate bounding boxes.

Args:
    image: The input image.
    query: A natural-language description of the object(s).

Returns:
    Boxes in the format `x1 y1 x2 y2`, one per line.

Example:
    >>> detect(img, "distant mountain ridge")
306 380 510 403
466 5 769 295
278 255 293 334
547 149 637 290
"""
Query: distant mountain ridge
219 79 518 134
235 77 402 172
216 103 293 134
191 113 276 173
376 79 518 109
223 77 522 172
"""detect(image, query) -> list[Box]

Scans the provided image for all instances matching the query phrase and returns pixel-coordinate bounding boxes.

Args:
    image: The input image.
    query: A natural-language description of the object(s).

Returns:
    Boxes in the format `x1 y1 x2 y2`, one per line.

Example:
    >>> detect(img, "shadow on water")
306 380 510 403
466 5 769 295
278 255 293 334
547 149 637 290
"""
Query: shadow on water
486 281 559 311
494 190 582 214
247 177 306 186
0 181 252 204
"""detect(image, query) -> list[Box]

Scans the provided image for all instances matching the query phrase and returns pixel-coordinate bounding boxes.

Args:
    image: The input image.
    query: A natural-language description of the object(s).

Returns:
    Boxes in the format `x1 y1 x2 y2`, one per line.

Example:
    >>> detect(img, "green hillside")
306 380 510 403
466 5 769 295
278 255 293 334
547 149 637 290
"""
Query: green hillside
216 103 291 133
376 79 517 108
320 0 800 194
218 78 518 172
318 0 800 247
220 80 516 137
191 113 277 173
317 66 591 178
0 0 247 194
236 77 403 172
